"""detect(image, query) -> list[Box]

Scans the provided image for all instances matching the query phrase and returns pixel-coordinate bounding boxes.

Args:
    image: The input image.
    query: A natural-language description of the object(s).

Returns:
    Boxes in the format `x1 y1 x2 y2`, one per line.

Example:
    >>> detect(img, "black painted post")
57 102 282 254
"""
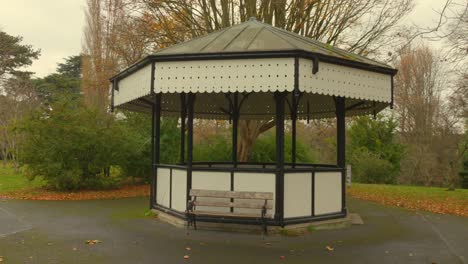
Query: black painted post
180 93 186 164
291 95 297 167
275 92 286 226
111 79 116 112
186 93 195 202
232 93 239 167
335 96 346 213
336 97 345 168
292 57 299 167
149 62 156 209
153 94 162 207
150 98 155 208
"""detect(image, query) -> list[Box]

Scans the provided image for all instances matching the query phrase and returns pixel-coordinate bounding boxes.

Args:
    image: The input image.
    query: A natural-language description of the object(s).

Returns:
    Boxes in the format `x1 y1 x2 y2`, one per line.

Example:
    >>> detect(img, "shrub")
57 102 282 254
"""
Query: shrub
250 132 316 163
350 148 397 184
193 134 232 162
18 97 130 190
348 115 404 183
116 112 180 182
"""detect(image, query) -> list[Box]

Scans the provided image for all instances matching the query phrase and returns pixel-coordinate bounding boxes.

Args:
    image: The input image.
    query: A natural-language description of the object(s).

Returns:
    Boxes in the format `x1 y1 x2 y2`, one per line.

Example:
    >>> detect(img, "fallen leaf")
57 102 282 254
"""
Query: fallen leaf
279 255 285 260
184 255 190 260
85 239 102 245
325 245 334 251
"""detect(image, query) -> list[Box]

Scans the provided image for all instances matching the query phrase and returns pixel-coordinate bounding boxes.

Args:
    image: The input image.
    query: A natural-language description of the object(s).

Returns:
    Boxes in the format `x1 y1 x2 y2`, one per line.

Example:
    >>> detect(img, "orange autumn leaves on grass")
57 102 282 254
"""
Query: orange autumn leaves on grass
348 184 468 217
1 185 149 200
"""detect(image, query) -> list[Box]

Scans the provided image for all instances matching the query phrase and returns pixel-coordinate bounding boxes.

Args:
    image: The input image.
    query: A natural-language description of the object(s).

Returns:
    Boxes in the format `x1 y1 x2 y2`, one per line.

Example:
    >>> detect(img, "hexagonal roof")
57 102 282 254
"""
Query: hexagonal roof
153 17 392 70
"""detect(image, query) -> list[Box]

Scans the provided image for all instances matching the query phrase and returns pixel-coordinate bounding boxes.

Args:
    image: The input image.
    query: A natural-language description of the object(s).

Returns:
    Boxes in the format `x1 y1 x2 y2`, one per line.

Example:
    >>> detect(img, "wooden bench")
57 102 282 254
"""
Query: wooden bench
186 189 274 235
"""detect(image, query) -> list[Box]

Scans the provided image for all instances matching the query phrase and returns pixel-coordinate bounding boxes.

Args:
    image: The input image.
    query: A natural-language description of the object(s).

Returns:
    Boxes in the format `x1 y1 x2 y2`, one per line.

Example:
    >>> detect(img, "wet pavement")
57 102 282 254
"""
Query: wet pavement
0 197 466 263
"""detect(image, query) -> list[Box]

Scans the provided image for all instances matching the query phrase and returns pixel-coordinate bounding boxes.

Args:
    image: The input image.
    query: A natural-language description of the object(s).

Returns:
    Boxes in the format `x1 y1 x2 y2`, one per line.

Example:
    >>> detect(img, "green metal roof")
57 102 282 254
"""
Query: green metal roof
153 17 392 70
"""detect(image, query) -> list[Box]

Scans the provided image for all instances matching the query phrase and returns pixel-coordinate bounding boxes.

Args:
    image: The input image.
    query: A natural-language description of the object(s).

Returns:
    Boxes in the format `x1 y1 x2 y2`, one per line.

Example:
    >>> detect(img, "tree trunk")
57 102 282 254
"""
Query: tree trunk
237 119 276 161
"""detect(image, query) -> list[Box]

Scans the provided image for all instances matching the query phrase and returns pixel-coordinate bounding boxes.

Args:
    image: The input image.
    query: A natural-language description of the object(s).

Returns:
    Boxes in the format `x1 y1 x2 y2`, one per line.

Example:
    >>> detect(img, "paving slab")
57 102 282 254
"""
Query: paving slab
0 206 31 238
0 197 466 263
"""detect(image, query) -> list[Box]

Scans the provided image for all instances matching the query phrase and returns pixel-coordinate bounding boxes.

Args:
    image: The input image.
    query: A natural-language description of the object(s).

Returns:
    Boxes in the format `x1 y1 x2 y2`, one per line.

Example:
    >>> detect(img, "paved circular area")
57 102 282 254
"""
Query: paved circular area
0 197 466 263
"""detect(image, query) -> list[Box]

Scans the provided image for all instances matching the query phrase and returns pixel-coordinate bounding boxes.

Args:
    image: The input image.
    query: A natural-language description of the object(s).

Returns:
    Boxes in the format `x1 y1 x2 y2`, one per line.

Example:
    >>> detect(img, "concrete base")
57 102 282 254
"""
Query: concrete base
153 209 356 235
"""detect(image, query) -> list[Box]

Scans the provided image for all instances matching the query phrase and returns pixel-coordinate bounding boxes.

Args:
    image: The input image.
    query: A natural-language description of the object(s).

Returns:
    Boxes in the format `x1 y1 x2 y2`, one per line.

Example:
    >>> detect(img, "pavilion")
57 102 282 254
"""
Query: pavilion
110 18 397 227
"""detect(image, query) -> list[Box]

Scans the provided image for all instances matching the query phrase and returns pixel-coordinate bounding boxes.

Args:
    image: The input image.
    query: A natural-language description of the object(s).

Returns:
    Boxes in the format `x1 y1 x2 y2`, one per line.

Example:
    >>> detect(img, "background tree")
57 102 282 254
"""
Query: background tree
89 0 414 161
34 55 82 104
347 115 404 184
0 73 39 165
0 30 40 165
394 45 462 186
0 31 40 81
82 0 124 108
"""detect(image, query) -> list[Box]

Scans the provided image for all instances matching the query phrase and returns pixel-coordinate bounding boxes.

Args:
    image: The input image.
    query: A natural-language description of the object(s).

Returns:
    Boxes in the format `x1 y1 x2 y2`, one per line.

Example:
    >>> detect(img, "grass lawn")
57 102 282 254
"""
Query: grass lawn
348 183 468 217
0 163 149 200
0 163 44 194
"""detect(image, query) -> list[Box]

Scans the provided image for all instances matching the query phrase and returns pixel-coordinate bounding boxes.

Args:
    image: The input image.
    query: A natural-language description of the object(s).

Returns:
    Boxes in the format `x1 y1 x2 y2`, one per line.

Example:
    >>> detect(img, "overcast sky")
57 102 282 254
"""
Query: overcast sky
0 0 450 78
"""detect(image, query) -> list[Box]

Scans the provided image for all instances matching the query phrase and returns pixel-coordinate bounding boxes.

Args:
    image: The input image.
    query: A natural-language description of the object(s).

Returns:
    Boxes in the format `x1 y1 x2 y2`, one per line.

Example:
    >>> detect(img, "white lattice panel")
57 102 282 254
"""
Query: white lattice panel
191 171 231 213
233 172 275 216
156 168 170 208
284 172 312 218
114 64 152 106
299 58 392 102
314 171 342 215
154 58 295 94
171 169 187 212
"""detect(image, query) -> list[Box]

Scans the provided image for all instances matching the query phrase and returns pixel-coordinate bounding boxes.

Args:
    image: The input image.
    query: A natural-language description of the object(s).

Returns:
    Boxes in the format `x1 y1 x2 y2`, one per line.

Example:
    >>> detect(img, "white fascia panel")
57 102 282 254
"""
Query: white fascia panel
114 64 152 106
299 58 392 102
154 58 295 94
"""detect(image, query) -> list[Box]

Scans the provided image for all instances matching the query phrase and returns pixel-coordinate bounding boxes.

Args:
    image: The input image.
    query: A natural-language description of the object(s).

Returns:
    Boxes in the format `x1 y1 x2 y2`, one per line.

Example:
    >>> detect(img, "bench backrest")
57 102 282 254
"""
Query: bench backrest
190 189 273 200
189 189 274 210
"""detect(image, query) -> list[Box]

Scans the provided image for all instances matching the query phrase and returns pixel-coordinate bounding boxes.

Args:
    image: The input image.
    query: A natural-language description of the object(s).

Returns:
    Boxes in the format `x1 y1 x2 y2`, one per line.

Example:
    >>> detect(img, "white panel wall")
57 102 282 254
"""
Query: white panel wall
234 172 275 215
155 58 294 94
299 58 392 102
156 168 170 208
192 171 231 212
284 172 312 218
314 171 342 215
171 169 187 213
114 64 152 106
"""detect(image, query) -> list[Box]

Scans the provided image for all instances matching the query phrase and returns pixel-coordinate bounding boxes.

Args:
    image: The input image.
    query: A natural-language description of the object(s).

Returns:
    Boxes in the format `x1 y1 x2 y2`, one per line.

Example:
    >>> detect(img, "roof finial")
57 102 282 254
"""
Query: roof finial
249 17 257 21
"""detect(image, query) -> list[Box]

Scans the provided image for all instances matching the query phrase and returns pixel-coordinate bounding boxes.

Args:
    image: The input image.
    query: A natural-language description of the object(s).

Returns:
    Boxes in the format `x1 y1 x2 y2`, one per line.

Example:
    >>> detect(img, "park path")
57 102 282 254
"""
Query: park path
0 197 466 263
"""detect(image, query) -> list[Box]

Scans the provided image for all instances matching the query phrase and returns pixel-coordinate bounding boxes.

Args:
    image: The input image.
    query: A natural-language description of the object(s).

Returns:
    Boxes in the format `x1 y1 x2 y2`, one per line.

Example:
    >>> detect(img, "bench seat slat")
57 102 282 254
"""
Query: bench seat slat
190 189 274 200
190 210 273 219
193 200 273 209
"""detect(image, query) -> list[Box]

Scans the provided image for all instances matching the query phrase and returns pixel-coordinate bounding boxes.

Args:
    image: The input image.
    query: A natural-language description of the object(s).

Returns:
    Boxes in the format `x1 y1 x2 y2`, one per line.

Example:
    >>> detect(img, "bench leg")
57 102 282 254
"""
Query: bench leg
261 206 267 238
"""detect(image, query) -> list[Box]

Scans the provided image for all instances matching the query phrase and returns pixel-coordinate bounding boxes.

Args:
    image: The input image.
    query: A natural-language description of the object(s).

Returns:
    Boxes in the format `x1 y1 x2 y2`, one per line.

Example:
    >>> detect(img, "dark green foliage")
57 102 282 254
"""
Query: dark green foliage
33 56 82 104
160 118 181 164
459 133 468 189
34 74 81 103
250 132 316 163
350 149 396 184
348 115 404 184
118 112 180 181
193 135 232 162
57 55 81 78
0 31 40 77
459 160 468 188
18 97 130 190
